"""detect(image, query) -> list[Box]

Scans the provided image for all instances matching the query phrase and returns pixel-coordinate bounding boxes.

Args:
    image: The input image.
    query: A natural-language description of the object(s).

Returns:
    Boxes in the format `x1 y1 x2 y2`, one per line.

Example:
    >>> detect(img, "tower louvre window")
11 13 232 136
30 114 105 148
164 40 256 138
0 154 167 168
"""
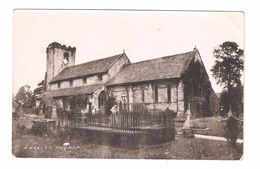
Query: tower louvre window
63 52 69 60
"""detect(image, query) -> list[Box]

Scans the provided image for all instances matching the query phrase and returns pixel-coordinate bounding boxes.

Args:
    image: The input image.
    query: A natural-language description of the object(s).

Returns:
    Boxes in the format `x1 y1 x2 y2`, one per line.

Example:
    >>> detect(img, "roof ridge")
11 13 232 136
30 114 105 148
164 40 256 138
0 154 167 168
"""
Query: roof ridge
125 50 195 66
106 50 198 86
66 53 124 69
50 53 124 83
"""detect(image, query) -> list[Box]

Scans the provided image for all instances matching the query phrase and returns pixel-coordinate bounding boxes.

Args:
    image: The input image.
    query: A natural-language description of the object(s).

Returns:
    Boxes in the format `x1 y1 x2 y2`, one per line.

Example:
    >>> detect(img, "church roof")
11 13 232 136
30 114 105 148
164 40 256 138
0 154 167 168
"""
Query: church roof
41 83 104 98
50 53 125 83
106 50 196 86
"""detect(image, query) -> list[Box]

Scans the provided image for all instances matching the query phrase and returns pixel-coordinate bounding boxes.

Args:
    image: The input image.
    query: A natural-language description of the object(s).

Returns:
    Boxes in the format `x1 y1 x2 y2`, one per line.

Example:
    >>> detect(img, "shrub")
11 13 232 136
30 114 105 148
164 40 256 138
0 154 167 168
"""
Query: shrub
224 116 239 146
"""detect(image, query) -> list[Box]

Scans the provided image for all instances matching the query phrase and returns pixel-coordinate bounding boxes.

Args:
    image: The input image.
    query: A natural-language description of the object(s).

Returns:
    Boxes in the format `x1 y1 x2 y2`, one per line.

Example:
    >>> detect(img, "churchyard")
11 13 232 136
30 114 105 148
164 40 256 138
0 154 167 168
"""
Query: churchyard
12 114 243 159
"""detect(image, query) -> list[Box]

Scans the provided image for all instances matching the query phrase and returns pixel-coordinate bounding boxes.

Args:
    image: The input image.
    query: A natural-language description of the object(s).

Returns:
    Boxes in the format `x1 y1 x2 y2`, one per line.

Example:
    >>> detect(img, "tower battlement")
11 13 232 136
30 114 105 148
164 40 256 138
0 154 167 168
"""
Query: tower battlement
46 42 76 52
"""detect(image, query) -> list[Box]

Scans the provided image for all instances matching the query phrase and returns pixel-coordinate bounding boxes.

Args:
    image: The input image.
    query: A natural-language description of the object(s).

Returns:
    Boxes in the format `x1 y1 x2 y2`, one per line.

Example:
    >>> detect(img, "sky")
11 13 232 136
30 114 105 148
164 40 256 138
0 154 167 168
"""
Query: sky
13 10 244 94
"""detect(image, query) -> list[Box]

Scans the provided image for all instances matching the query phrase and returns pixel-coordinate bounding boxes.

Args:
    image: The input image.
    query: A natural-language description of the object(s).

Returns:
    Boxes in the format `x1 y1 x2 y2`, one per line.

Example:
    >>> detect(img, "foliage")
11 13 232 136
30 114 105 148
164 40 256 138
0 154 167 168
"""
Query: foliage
211 41 244 90
210 41 244 113
33 86 44 96
219 86 243 116
34 79 46 96
224 116 239 146
15 85 35 109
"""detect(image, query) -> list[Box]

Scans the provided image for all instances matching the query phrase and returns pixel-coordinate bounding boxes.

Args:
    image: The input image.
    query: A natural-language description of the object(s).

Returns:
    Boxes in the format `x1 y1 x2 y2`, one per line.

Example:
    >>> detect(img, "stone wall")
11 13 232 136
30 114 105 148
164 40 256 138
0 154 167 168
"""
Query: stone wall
110 86 128 103
73 78 84 87
60 81 70 88
46 43 76 89
49 54 129 90
107 54 130 79
108 80 184 114
51 83 58 90
50 74 104 90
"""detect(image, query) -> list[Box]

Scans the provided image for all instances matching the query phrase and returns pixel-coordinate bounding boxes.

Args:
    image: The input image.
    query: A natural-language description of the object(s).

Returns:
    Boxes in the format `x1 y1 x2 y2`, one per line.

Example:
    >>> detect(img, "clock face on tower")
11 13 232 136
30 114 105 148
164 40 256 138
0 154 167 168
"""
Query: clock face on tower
63 52 69 65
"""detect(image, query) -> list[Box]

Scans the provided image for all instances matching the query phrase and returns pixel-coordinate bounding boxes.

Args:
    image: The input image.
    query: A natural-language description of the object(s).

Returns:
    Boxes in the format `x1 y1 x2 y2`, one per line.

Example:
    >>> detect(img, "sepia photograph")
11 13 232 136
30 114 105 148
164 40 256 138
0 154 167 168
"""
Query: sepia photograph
12 10 244 159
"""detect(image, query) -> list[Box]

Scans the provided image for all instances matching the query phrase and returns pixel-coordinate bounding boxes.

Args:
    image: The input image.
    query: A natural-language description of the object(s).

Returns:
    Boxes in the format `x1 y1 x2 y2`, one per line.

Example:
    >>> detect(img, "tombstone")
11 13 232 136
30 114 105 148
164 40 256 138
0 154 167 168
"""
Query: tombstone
182 103 194 138
52 104 57 119
52 104 58 126
183 108 191 129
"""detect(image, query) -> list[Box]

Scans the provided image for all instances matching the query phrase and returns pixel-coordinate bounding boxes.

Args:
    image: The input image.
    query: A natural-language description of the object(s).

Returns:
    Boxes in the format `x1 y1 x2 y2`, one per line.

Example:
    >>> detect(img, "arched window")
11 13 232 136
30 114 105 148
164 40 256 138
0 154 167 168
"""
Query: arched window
98 90 106 108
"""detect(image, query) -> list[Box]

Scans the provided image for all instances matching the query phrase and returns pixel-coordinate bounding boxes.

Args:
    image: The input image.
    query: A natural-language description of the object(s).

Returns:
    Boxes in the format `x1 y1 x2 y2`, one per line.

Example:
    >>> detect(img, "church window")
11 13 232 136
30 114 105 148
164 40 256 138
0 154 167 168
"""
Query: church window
98 75 103 81
98 91 106 108
69 80 73 87
58 82 61 88
83 77 87 84
155 85 158 103
167 84 171 102
142 89 145 102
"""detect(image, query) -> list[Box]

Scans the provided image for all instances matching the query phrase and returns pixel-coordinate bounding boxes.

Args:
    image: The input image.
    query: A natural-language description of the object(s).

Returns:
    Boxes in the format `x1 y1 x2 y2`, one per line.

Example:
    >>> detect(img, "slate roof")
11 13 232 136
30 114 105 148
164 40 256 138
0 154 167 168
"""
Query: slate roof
40 83 104 98
50 53 125 83
106 50 196 86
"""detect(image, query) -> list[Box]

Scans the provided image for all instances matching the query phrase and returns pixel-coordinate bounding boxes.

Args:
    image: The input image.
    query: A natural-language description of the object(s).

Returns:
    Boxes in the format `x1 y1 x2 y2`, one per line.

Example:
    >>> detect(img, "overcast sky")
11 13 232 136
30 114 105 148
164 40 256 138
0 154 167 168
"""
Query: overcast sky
13 10 244 94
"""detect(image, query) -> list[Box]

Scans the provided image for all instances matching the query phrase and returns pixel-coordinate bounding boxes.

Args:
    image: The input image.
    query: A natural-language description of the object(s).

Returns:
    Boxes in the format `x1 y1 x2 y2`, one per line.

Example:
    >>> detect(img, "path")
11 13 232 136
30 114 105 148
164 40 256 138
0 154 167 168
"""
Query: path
194 134 243 144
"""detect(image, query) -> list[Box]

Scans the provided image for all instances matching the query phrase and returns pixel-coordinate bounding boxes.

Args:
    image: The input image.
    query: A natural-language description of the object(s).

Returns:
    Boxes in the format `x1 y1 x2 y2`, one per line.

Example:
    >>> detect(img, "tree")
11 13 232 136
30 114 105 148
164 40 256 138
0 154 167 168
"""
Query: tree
224 115 239 147
15 85 35 109
33 78 46 97
211 41 244 114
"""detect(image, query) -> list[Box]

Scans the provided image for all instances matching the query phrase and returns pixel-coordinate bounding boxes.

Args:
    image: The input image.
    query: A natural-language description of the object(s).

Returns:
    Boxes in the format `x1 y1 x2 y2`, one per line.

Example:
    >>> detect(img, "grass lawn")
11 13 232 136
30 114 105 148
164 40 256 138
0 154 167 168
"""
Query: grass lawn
12 115 243 159
191 116 243 139
12 132 243 159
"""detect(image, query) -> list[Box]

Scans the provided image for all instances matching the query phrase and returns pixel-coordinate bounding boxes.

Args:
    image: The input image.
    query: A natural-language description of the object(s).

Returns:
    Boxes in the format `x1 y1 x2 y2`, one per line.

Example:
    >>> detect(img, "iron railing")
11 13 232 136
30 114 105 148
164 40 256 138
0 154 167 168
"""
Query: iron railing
73 111 176 132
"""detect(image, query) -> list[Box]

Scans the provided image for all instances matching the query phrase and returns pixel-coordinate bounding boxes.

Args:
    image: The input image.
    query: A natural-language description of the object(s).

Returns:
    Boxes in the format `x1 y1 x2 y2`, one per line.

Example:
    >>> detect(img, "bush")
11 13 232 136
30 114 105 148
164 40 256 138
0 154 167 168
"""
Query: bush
224 116 239 146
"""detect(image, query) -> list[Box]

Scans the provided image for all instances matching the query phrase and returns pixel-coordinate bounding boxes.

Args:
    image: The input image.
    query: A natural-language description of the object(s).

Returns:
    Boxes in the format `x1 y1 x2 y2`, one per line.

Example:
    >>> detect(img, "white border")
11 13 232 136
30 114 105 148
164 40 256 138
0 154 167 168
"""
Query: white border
1 0 259 169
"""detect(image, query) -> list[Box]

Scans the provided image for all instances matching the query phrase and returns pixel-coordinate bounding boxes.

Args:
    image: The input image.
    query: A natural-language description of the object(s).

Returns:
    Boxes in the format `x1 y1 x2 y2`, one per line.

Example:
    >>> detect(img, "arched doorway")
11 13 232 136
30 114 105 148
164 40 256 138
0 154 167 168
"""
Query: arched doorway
98 90 106 108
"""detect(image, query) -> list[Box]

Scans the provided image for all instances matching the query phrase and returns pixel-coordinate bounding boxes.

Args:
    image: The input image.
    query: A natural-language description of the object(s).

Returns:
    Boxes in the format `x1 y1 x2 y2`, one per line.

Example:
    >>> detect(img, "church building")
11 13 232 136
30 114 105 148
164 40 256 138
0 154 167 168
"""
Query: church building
38 42 218 118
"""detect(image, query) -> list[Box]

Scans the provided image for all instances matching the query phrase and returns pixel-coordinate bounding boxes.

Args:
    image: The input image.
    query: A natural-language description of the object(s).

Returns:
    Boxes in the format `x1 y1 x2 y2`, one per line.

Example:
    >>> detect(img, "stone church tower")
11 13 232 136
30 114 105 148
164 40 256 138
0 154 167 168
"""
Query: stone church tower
46 42 76 89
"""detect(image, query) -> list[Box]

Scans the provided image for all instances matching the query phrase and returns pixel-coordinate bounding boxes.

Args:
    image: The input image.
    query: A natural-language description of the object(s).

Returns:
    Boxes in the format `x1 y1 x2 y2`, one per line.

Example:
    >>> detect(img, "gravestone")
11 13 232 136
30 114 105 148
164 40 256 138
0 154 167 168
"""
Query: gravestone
182 103 194 138
52 104 58 126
